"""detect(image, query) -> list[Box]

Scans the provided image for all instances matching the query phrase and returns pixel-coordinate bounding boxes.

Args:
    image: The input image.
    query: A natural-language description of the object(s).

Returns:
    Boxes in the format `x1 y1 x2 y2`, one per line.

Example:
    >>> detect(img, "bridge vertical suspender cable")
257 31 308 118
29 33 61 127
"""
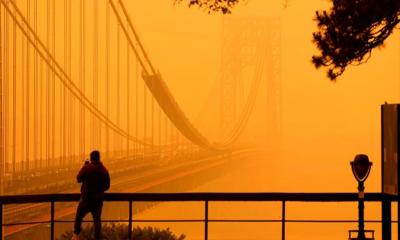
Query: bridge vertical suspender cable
80 0 85 158
62 0 67 166
12 0 16 175
38 51 42 168
116 13 121 157
0 0 3 194
3 0 8 173
106 0 110 160
46 0 50 168
0 0 5 191
20 0 25 172
68 0 73 163
144 68 147 156
127 41 130 158
65 0 71 165
4 0 11 172
93 0 99 150
151 72 154 150
39 53 43 168
50 0 55 167
47 0 51 166
158 93 161 155
33 0 37 169
164 114 167 157
39 6 43 169
51 0 55 167
25 0 30 171
135 45 139 160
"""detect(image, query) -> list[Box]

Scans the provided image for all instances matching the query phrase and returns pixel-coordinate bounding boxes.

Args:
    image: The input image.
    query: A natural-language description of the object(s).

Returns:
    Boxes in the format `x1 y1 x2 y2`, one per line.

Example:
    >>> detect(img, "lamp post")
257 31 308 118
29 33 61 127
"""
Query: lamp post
350 154 373 240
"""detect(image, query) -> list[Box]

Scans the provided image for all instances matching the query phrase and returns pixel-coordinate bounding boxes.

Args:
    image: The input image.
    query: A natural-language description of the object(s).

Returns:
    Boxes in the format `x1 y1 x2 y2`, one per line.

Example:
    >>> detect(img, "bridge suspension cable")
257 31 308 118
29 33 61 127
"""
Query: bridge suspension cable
111 0 264 150
0 0 149 146
0 0 267 168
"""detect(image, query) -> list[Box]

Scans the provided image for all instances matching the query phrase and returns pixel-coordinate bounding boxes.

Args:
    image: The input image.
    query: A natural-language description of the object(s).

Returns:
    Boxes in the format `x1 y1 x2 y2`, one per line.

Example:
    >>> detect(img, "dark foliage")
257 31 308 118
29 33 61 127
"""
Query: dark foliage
312 0 400 80
57 224 186 240
174 0 241 14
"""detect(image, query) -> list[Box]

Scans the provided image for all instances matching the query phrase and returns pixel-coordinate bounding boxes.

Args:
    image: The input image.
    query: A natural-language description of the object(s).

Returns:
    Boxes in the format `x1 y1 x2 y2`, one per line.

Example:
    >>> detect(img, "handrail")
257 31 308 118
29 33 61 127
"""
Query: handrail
0 192 397 204
0 192 397 240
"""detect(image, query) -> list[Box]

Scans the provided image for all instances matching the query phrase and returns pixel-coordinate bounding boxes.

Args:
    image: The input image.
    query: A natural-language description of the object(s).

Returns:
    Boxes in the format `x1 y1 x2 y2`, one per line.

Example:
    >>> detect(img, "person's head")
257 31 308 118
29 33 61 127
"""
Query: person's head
90 150 100 163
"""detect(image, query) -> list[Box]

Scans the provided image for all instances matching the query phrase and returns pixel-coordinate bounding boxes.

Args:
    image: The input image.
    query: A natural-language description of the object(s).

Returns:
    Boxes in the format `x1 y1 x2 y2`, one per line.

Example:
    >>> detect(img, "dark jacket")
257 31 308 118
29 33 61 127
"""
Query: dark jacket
77 161 110 200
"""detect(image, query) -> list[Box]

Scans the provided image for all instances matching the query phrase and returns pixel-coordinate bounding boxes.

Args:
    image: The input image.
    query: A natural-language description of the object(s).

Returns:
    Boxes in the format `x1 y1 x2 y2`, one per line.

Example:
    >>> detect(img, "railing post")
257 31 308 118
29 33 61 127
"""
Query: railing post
205 200 208 240
381 198 391 240
128 200 132 240
0 201 3 240
282 201 285 240
50 200 54 240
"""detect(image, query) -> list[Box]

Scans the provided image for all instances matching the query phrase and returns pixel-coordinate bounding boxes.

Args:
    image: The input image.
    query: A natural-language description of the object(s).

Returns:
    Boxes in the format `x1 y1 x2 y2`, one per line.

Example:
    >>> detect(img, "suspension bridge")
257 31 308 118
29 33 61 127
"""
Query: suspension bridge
0 0 281 237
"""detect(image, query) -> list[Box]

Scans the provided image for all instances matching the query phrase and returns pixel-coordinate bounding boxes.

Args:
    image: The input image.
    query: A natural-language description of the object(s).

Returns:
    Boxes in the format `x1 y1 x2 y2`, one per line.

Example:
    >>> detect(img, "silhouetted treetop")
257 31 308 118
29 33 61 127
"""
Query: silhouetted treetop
312 0 400 80
174 0 242 14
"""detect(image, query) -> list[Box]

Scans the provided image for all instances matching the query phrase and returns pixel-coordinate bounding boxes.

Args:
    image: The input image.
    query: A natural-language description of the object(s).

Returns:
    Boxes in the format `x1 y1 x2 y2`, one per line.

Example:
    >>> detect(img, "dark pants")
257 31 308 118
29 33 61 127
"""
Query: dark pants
74 198 103 239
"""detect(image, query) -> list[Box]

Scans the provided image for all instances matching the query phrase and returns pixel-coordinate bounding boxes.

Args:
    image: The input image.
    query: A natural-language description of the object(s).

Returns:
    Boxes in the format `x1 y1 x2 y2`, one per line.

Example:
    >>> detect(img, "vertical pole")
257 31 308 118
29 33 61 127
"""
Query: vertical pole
282 201 285 240
205 200 208 240
358 182 366 240
0 202 3 239
50 200 54 240
128 200 132 240
396 101 400 240
381 198 391 240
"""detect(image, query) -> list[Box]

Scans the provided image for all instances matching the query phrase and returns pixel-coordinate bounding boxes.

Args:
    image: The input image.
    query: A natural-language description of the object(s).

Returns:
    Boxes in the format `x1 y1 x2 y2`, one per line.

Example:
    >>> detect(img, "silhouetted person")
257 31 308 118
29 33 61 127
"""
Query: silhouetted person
72 150 110 240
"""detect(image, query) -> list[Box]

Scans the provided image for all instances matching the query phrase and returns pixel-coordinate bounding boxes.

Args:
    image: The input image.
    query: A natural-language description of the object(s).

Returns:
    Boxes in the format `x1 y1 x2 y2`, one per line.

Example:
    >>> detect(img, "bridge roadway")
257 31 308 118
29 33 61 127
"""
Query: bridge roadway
3 148 258 238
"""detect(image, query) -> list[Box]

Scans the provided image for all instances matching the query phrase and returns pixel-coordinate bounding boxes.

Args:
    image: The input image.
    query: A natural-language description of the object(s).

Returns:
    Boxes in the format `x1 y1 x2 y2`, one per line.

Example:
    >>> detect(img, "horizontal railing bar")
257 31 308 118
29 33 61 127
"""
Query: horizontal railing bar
0 192 397 204
2 219 394 226
2 221 50 226
284 220 382 223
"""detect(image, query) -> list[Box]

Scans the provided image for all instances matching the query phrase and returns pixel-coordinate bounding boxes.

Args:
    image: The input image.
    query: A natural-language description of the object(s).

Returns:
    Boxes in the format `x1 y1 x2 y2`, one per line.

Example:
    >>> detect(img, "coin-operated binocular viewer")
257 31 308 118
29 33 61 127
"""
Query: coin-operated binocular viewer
348 154 374 240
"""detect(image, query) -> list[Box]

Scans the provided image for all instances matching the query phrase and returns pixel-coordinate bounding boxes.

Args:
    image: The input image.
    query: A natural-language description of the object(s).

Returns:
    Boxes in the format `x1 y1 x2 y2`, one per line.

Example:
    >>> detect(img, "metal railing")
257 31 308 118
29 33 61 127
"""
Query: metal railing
0 192 398 240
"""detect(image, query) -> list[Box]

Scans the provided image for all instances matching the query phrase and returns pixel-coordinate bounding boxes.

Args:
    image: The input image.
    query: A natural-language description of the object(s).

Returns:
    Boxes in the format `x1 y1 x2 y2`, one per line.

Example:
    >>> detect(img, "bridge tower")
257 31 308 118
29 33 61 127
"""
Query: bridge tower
219 17 281 145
